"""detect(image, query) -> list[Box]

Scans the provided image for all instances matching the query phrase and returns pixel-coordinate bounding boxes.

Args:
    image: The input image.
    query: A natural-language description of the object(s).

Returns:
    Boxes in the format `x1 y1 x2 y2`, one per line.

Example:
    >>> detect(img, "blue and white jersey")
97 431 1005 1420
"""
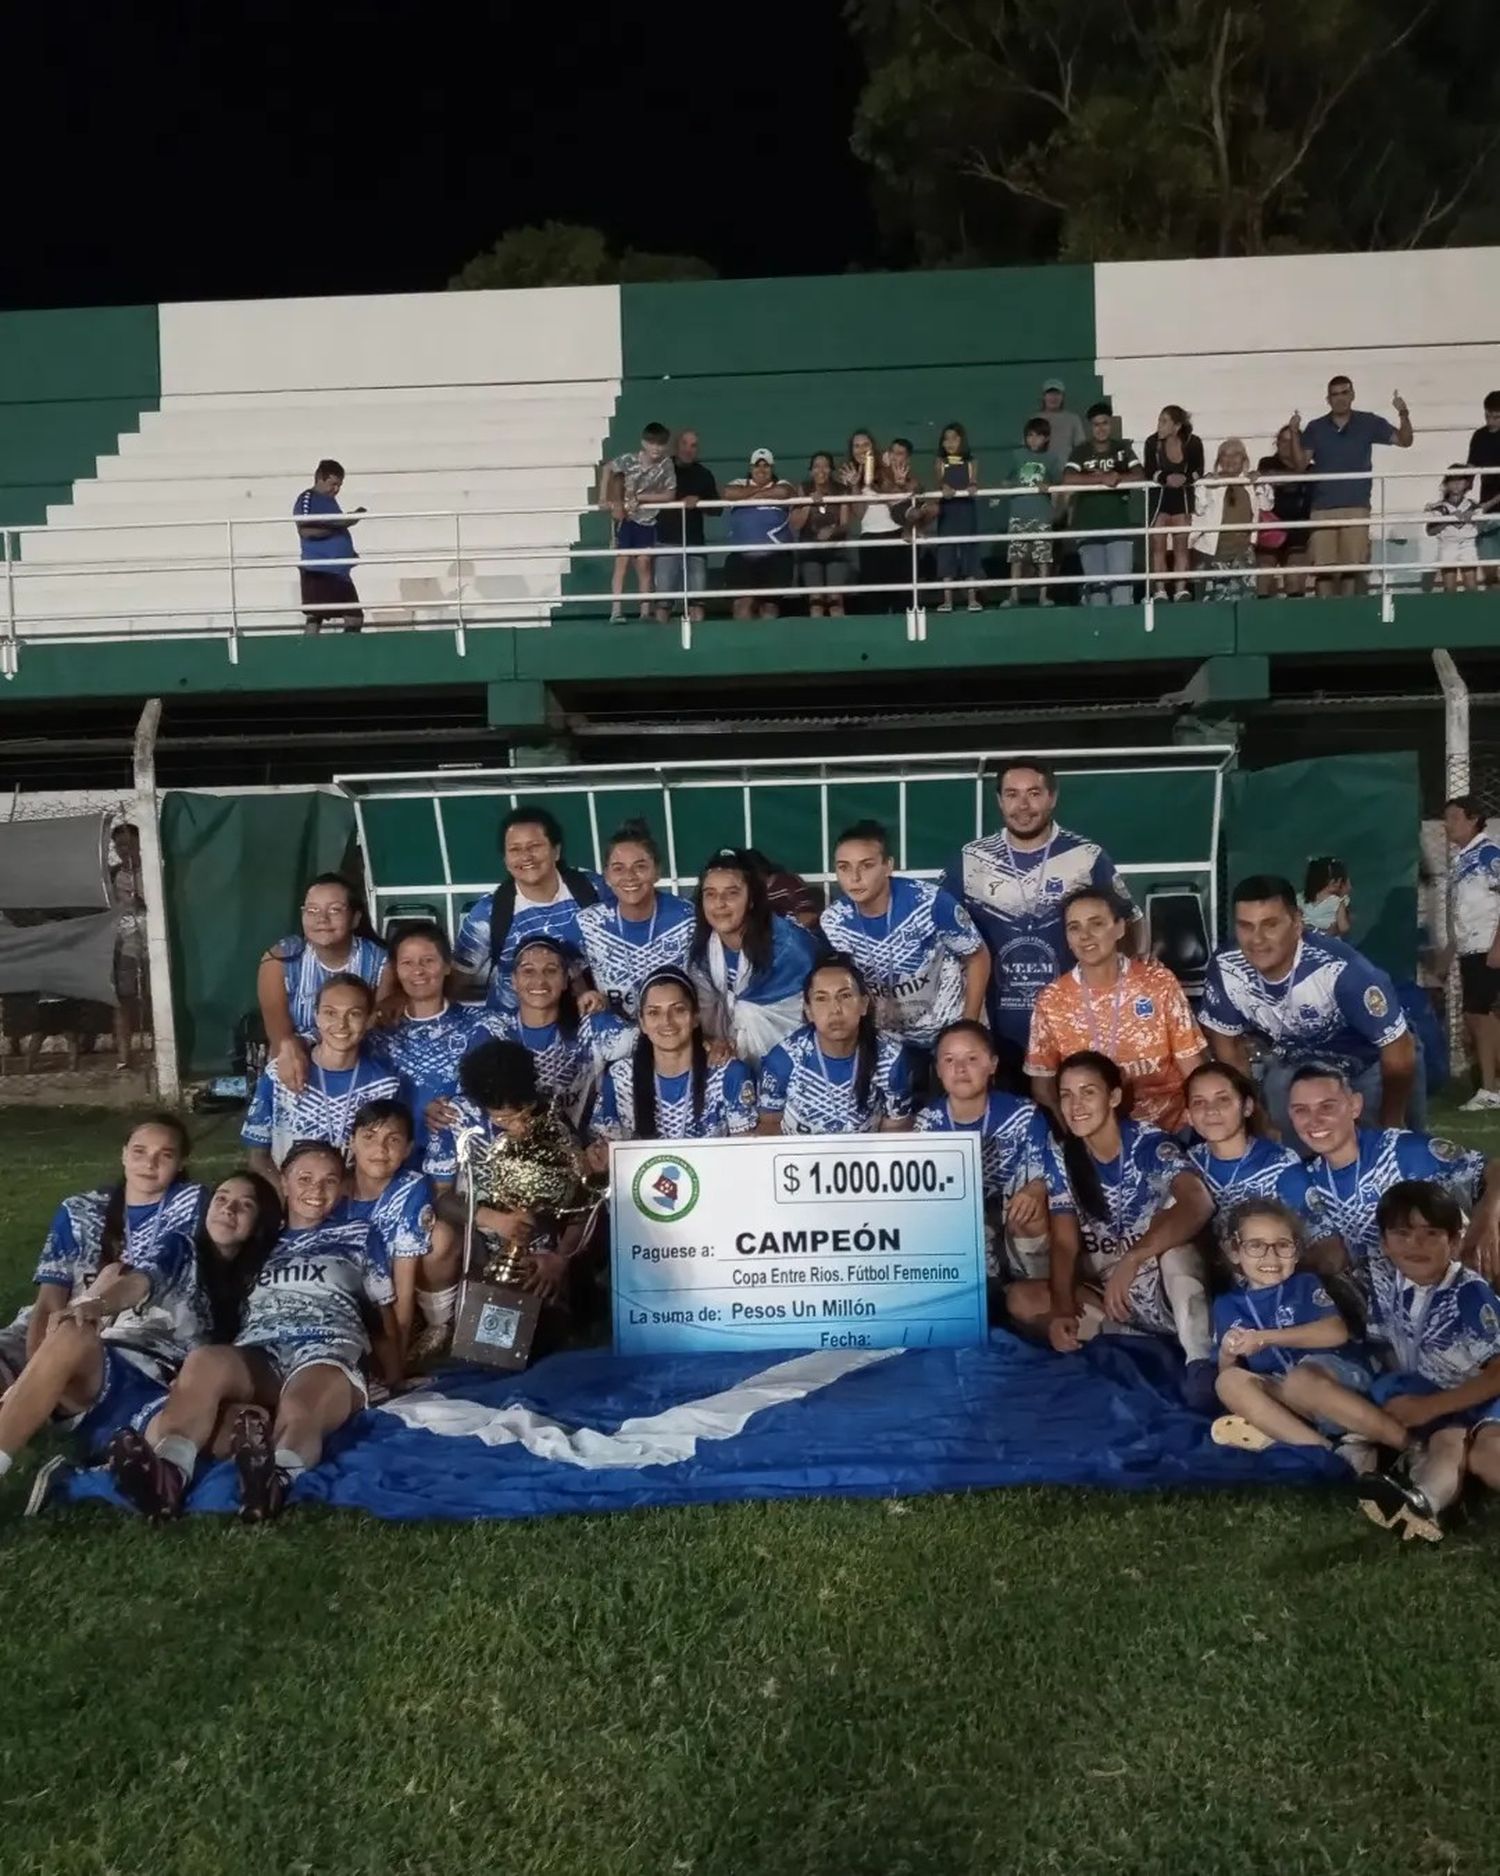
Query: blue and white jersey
1044 1119 1191 1263
819 876 983 1048
758 1026 913 1134
241 1051 415 1167
294 487 358 568
1368 1257 1500 1388
1186 1137 1313 1238
915 1091 1049 1202
368 1004 483 1119
100 1225 221 1385
1200 932 1407 1072
595 1056 759 1141
689 916 823 1069
1302 1128 1488 1265
237 1219 393 1366
1450 830 1500 955
271 933 388 1038
334 1169 435 1264
942 826 1136 1048
577 892 695 1019
469 1007 634 1117
1212 1274 1343 1379
33 1181 206 1296
452 873 612 1013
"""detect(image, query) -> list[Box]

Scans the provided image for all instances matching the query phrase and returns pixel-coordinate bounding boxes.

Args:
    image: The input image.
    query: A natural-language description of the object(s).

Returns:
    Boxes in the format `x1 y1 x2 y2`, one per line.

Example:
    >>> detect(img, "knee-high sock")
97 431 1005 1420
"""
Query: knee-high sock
1159 1245 1213 1363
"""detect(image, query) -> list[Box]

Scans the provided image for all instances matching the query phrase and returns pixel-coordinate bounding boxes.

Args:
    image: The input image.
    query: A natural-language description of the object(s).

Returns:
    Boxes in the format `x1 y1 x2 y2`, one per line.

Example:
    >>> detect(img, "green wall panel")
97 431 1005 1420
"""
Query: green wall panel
361 797 439 889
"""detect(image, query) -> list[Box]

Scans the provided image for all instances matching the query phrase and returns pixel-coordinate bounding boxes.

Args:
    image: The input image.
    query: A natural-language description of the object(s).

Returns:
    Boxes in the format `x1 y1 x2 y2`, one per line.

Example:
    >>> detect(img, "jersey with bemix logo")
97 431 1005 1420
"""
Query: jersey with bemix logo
236 1219 393 1367
33 1181 207 1296
1200 931 1406 1071
1368 1257 1500 1389
576 893 695 1019
915 1091 1049 1202
334 1170 435 1263
1449 831 1500 956
272 934 387 1037
942 827 1136 1048
595 1057 759 1141
758 1026 914 1134
1302 1128 1487 1264
1211 1273 1344 1378
819 875 983 1049
452 874 612 1014
1043 1120 1190 1262
470 1007 633 1116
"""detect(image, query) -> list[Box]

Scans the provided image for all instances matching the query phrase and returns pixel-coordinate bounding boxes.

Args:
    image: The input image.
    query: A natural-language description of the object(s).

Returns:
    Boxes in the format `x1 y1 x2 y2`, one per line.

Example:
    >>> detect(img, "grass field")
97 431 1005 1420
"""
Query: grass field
3 1102 1499 1876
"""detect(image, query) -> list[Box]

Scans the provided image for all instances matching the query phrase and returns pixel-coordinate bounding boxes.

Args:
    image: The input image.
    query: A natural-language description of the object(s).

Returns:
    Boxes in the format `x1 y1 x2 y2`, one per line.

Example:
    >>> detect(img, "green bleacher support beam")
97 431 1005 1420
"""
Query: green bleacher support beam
1176 654 1271 708
485 680 561 733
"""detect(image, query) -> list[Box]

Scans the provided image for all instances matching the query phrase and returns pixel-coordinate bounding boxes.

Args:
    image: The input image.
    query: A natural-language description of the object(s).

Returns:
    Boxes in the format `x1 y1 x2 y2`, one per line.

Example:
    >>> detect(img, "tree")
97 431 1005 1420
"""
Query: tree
846 0 1500 265
449 222 716 290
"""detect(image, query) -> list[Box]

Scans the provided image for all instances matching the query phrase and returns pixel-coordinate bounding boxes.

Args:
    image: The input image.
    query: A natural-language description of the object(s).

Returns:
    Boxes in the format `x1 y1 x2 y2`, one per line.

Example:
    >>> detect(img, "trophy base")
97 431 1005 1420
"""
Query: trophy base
451 1279 543 1372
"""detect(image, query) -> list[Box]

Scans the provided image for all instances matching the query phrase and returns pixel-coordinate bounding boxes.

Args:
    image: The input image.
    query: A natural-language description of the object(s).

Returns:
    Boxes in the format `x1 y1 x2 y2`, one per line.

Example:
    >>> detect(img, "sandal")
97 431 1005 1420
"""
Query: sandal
1209 1415 1274 1453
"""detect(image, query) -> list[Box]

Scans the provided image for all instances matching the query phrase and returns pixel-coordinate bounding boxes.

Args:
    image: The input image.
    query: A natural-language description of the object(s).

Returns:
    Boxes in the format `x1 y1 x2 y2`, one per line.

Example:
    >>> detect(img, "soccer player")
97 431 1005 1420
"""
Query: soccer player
242 974 414 1181
1183 1061 1316 1244
452 807 610 1014
819 820 988 1062
366 922 481 1161
1026 885 1206 1130
256 872 390 1095
470 936 631 1124
1354 1182 1500 1543
915 1019 1051 1289
594 969 758 1143
106 1140 400 1522
688 847 822 1069
1440 795 1500 1110
1285 1063 1499 1277
943 759 1138 1074
576 819 695 1020
337 1099 457 1364
1201 874 1420 1135
756 956 914 1135
1209 1197 1409 1468
1009 1051 1217 1409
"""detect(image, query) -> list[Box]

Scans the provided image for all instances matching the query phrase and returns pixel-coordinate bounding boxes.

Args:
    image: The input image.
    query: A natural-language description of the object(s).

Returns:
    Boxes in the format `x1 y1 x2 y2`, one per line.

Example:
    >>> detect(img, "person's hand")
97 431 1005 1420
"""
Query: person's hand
1004 1184 1047 1239
1219 1324 1262 1362
1393 391 1408 417
1103 471 1120 488
521 1249 569 1304
275 1035 311 1095
1383 1391 1440 1430
682 495 700 509
583 1138 610 1177
1102 1252 1144 1324
1048 1313 1081 1354
475 1205 532 1245
575 989 607 1018
705 1037 735 1068
1462 1205 1500 1282
1288 410 1302 432
424 1095 458 1134
609 501 625 522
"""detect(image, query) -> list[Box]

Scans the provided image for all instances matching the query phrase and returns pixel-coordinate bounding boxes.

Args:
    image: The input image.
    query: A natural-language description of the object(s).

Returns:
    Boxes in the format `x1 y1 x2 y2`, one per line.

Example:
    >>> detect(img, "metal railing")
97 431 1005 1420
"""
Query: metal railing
0 464 1493 674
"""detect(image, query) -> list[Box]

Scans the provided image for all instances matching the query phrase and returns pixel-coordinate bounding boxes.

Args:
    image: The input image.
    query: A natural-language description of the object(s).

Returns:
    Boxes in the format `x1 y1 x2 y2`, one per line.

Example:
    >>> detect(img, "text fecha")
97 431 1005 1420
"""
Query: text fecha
736 1226 902 1255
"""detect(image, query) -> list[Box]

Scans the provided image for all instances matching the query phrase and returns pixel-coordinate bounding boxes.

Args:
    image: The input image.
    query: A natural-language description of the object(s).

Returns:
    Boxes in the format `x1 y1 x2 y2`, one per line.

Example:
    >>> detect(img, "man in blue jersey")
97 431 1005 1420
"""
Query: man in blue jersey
1441 795 1500 1110
943 758 1138 1074
1202 874 1421 1137
293 459 364 633
822 820 988 1060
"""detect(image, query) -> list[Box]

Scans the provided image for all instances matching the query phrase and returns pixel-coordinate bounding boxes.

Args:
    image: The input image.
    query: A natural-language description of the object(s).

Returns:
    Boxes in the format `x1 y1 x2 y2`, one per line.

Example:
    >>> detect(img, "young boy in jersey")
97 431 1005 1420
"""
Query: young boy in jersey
338 1098 459 1367
599 421 676 621
1210 1198 1411 1470
1355 1181 1500 1543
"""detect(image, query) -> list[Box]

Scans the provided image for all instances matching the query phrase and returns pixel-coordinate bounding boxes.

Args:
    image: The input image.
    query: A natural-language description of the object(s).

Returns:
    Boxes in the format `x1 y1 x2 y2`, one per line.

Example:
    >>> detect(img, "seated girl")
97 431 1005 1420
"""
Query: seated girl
914 1019 1050 1285
0 1171 278 1497
756 955 913 1135
1009 1050 1218 1411
256 872 391 1094
242 973 415 1183
1355 1180 1500 1544
576 820 695 1020
470 936 631 1125
366 921 481 1162
1210 1196 1409 1471
688 847 822 1069
337 1097 459 1365
106 1140 400 1523
595 969 758 1143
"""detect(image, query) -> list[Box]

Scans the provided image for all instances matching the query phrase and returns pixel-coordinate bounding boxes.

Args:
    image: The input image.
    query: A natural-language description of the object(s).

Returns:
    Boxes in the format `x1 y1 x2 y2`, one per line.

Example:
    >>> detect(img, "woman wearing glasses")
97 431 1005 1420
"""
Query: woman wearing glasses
257 873 391 1095
756 956 914 1135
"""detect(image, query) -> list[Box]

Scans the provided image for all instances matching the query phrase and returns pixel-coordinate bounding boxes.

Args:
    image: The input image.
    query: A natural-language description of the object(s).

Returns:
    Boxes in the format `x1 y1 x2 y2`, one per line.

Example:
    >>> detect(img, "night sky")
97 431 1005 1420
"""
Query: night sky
1 4 877 312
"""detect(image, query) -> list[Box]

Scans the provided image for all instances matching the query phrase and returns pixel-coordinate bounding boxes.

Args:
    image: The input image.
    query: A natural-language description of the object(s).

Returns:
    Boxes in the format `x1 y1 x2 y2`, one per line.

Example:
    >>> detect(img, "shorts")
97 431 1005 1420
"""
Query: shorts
1078 1249 1173 1337
1371 1370 1500 1434
73 1346 169 1457
1308 506 1371 569
798 554 853 591
726 550 792 594
614 517 658 553
239 1334 369 1407
652 550 708 596
1435 531 1478 567
1479 517 1500 563
1459 952 1500 1015
299 568 363 628
1008 517 1054 567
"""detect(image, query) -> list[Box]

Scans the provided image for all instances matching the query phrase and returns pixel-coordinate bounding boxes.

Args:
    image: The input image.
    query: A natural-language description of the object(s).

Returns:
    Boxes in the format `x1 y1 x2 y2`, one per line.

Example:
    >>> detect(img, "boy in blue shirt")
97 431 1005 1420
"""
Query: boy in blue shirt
293 458 364 633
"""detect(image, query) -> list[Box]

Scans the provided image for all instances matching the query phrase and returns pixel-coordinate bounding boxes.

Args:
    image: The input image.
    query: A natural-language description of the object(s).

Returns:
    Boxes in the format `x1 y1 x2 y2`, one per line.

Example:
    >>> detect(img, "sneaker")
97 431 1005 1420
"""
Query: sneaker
1355 1464 1444 1542
107 1426 186 1522
937 599 954 613
608 604 623 623
1039 595 1056 608
967 595 983 612
1181 1358 1220 1414
1459 1088 1500 1112
230 1408 288 1525
1211 1414 1274 1452
23 1453 73 1517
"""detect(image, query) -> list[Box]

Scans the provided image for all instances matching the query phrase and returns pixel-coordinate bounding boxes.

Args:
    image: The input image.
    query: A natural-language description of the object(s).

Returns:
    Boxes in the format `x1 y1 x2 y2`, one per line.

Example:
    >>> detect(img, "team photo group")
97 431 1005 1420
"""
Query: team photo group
3 760 1499 1545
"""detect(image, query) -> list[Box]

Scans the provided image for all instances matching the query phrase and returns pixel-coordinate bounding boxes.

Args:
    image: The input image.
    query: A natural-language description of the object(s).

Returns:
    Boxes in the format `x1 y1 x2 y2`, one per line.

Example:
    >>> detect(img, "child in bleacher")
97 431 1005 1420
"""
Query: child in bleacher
599 422 676 621
1004 418 1057 608
1425 469 1480 594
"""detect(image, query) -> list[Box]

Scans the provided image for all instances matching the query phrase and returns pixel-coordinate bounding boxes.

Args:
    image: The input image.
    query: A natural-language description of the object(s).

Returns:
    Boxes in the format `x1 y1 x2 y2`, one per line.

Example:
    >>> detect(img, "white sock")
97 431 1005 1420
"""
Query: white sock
152 1432 199 1483
0 1450 13 1478
417 1284 458 1327
274 1447 308 1480
1160 1245 1214 1363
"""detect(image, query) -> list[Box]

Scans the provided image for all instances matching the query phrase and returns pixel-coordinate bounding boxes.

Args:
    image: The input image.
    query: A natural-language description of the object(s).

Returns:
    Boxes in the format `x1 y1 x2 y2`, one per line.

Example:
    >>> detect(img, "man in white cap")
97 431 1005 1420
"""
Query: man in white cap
723 448 798 619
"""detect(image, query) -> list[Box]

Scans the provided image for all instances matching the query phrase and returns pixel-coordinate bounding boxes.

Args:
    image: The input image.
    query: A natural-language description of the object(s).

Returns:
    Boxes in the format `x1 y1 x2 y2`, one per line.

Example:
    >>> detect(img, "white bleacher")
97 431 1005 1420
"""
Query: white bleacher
1095 249 1500 584
12 288 622 638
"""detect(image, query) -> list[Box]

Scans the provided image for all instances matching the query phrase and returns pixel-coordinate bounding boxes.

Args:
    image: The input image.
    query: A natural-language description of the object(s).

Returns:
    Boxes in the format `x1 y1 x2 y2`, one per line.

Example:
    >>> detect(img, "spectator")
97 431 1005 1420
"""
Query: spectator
839 430 899 610
743 848 824 929
1003 417 1057 608
1301 857 1352 937
598 420 676 622
1063 404 1146 606
722 449 797 619
294 459 364 634
790 452 852 617
1255 425 1314 599
109 822 148 1073
1031 378 1086 469
1465 390 1500 589
1425 469 1481 594
1191 438 1263 601
1288 377 1413 598
652 428 718 626
452 807 608 1014
1441 794 1500 1112
932 423 983 612
1143 405 1204 601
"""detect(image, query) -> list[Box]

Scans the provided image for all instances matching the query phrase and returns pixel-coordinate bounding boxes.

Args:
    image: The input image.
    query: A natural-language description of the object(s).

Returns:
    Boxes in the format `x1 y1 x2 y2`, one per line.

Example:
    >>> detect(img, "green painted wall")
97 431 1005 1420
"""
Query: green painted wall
0 304 160 534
